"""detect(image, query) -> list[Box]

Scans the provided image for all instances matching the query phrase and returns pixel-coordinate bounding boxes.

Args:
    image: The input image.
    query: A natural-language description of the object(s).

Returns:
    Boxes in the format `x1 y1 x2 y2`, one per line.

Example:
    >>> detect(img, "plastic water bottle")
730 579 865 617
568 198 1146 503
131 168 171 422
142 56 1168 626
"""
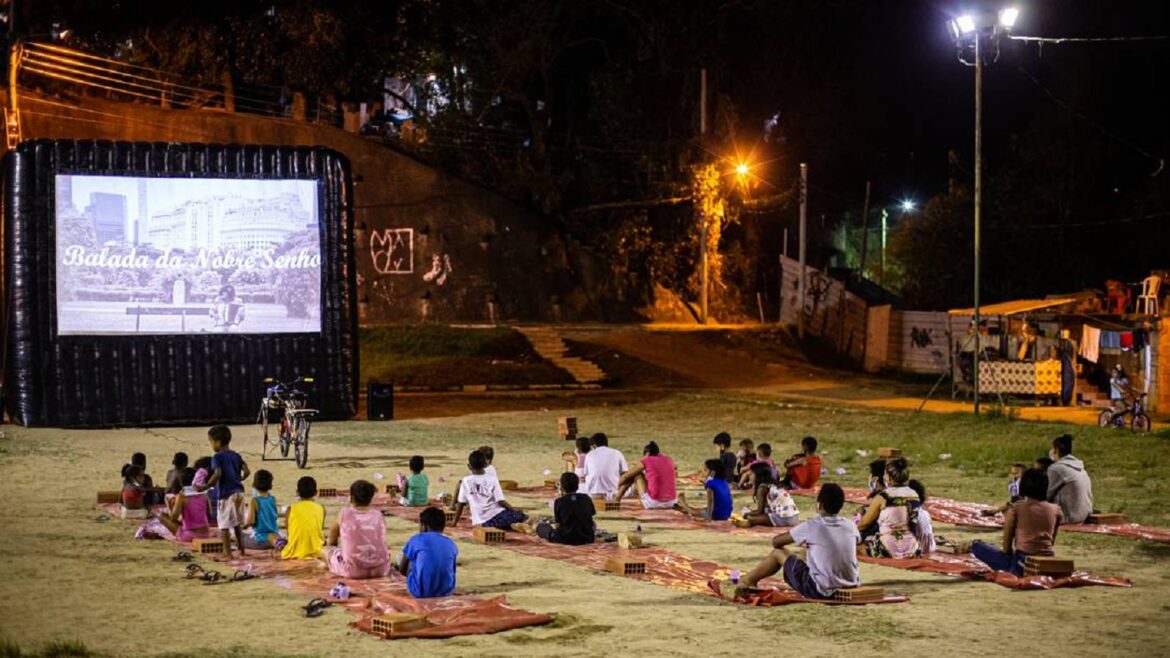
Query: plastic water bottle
729 569 741 584
330 582 350 600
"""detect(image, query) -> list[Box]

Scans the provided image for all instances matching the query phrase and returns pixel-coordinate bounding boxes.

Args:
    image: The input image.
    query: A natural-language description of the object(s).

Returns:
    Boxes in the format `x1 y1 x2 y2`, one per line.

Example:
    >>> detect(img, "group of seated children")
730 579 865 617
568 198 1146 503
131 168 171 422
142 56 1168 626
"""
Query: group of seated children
733 462 800 528
720 434 822 492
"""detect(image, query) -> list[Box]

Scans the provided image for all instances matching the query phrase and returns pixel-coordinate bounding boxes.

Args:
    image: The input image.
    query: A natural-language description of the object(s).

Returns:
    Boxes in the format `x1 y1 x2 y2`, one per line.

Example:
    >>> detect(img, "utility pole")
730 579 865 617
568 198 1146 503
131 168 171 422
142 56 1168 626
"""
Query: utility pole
880 208 889 285
972 36 983 415
698 67 708 324
797 163 808 338
858 180 871 277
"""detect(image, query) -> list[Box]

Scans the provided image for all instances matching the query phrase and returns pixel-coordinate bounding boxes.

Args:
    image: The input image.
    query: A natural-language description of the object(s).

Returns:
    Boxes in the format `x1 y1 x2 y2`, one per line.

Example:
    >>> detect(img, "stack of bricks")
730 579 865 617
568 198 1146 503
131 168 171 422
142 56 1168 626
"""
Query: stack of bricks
604 556 647 576
1087 513 1127 525
1023 556 1074 578
877 447 902 460
472 527 506 544
831 586 885 602
558 416 578 441
371 613 432 636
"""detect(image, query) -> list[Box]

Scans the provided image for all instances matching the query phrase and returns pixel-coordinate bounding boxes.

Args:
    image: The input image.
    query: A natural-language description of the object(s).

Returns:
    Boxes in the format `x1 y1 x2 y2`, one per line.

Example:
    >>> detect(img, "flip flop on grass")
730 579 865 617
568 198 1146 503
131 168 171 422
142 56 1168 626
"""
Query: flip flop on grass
303 598 332 618
184 564 205 579
172 551 194 562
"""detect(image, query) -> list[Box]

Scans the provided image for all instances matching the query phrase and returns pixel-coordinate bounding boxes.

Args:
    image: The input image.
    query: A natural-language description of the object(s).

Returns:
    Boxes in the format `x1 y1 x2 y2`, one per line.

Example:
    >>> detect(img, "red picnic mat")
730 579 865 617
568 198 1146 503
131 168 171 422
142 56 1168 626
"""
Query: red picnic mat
378 503 907 606
704 579 908 606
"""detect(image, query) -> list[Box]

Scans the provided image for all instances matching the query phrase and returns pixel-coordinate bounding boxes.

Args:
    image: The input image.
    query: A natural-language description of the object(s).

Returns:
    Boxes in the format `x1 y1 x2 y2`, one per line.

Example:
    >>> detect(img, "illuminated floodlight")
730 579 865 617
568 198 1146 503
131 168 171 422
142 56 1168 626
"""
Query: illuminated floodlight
999 7 1019 28
900 199 916 213
955 15 977 34
735 163 750 176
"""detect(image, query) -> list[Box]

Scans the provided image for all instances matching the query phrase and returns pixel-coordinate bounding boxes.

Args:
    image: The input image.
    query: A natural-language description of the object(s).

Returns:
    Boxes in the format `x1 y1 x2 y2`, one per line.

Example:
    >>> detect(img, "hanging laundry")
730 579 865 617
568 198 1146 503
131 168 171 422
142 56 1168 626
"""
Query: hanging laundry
1080 325 1100 363
1100 331 1122 350
1120 332 1134 350
1133 329 1148 351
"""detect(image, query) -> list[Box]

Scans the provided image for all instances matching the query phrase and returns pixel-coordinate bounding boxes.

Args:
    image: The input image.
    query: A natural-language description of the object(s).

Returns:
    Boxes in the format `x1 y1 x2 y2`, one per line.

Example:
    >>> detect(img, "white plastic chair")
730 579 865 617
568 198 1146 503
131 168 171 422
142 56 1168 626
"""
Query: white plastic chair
1137 275 1161 316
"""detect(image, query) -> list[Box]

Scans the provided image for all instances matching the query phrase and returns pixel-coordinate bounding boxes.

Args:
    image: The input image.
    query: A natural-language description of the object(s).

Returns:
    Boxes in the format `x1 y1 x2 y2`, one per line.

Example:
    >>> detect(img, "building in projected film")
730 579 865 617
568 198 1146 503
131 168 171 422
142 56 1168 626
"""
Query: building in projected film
145 194 311 252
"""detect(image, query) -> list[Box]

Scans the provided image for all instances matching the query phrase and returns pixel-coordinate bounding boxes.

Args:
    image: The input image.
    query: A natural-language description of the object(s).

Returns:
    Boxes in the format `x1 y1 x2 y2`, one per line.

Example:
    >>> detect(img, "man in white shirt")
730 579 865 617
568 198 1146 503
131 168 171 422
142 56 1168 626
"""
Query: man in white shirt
582 433 628 499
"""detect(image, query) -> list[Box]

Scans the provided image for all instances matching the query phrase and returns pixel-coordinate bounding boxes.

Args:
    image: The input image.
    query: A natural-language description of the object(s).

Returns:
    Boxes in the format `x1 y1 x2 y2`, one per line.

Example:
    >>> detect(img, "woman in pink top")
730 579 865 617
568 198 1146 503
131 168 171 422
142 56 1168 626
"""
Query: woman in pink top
324 480 391 579
615 441 677 509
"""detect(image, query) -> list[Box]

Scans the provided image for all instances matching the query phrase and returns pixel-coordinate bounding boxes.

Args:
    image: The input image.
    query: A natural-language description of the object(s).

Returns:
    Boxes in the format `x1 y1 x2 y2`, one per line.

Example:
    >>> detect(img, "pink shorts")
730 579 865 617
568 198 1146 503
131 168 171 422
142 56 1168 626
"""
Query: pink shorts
324 546 392 580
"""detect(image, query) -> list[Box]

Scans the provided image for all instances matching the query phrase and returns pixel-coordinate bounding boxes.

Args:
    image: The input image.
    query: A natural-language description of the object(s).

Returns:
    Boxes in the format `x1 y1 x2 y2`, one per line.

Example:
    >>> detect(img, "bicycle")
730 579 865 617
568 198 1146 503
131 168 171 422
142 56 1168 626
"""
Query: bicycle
258 376 318 468
1097 390 1151 432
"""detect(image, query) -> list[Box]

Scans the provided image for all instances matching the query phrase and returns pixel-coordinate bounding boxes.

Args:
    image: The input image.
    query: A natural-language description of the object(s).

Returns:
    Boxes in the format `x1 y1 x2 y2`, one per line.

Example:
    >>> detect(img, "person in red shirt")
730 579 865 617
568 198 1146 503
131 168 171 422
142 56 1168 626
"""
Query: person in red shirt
781 436 822 490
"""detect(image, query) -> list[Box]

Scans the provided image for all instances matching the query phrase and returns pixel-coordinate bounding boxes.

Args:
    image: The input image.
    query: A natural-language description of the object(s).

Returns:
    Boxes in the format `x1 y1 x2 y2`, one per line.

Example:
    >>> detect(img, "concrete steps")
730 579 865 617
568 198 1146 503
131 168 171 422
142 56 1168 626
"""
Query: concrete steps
515 326 608 385
1077 378 1113 408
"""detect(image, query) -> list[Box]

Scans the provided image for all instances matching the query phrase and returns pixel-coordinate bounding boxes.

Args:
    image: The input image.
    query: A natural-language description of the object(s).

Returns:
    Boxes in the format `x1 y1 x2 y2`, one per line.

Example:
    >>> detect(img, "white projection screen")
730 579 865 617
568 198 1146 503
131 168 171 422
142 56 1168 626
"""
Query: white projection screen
54 175 322 335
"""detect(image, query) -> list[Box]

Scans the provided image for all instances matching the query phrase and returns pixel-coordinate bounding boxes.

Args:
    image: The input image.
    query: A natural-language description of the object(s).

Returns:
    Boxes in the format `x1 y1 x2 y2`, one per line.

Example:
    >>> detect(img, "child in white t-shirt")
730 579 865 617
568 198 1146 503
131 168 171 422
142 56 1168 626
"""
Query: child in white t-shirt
453 450 528 530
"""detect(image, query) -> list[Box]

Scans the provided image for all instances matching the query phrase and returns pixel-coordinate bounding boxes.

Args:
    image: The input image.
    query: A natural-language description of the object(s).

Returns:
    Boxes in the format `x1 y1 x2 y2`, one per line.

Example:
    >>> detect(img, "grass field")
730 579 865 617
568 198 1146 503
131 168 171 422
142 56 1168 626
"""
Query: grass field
2 391 1169 657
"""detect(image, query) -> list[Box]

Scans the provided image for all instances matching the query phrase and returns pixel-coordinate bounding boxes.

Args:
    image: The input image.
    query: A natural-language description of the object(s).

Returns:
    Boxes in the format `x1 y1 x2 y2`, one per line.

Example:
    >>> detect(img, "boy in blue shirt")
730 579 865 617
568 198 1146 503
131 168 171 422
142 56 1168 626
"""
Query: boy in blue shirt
199 425 250 556
398 507 459 598
675 459 733 522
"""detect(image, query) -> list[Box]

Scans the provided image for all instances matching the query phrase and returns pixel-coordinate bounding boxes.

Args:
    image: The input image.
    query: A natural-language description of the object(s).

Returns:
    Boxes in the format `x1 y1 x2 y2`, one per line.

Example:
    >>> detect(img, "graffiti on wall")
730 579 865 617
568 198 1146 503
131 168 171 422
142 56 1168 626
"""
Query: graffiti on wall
370 228 413 274
910 326 934 349
422 254 453 286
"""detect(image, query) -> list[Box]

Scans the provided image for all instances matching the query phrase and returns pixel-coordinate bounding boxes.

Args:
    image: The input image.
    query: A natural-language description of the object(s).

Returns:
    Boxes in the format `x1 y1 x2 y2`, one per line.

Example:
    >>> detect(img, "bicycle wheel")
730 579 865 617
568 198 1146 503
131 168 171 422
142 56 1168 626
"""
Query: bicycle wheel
294 416 311 469
260 404 271 461
1133 413 1151 432
1097 409 1115 428
279 417 292 458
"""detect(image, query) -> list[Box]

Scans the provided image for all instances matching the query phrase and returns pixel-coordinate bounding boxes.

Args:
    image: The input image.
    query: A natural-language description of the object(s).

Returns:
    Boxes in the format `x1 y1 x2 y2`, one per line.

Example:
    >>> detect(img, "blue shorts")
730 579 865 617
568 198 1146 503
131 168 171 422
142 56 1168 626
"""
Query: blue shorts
783 555 830 600
482 508 526 529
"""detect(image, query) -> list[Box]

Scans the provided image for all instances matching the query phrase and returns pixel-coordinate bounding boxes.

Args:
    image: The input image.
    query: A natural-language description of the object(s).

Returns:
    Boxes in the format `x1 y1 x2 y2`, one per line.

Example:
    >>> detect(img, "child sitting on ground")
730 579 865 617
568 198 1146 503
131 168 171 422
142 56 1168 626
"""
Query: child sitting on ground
737 483 860 599
1034 456 1053 471
536 472 597 544
564 436 591 483
159 467 212 542
401 456 430 507
120 464 148 516
324 479 392 579
738 443 778 489
907 479 936 553
282 476 326 560
856 458 921 559
971 468 1062 575
199 425 250 557
399 507 459 598
713 432 738 483
734 462 800 527
244 469 282 550
733 439 757 481
453 450 529 530
450 445 500 507
677 459 733 522
193 456 218 524
165 452 188 497
129 452 163 506
781 437 822 490
981 463 1027 517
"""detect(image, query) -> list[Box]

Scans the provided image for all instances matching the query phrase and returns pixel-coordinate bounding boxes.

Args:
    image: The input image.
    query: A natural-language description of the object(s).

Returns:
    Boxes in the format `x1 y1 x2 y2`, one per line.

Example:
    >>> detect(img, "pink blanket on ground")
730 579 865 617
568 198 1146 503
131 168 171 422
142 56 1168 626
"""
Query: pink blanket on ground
377 503 907 606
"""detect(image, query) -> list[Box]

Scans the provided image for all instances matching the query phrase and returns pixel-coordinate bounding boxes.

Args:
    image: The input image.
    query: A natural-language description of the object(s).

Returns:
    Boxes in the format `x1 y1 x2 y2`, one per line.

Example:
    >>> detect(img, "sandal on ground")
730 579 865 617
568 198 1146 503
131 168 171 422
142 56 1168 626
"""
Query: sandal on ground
184 564 205 579
303 598 332 617
172 551 194 562
231 570 255 582
200 570 224 584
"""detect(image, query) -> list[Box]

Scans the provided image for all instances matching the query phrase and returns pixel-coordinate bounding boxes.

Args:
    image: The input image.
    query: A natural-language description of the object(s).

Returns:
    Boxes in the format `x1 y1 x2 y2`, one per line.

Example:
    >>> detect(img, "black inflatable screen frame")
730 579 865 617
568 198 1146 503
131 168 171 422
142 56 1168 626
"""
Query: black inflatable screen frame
3 140 357 427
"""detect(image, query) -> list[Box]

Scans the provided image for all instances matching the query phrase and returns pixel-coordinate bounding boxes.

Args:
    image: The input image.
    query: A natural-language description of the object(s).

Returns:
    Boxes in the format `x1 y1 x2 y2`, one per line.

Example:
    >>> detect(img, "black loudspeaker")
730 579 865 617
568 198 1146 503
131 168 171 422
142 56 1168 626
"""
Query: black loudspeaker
368 383 394 420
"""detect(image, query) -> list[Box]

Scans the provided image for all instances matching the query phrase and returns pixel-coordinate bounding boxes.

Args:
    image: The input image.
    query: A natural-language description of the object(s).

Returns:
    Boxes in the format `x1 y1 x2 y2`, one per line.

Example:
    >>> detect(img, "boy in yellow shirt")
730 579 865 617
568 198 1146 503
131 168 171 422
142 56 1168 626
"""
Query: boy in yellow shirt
281 476 325 560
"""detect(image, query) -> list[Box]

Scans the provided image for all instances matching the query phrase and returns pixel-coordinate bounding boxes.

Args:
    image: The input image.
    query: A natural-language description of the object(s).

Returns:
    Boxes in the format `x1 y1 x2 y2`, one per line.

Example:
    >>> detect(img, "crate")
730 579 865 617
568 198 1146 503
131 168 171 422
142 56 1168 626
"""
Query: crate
498 480 518 491
605 556 647 575
831 586 885 602
193 537 226 554
617 533 643 549
96 491 121 504
1023 556 1074 577
1087 513 1126 525
371 613 432 636
385 484 401 496
317 487 339 498
592 499 621 512
877 447 902 459
472 526 507 543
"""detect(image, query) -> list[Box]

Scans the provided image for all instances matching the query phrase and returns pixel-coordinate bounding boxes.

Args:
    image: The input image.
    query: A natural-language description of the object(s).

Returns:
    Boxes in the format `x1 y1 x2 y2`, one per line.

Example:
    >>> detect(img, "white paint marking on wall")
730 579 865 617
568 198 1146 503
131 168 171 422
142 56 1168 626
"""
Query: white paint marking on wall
370 228 413 275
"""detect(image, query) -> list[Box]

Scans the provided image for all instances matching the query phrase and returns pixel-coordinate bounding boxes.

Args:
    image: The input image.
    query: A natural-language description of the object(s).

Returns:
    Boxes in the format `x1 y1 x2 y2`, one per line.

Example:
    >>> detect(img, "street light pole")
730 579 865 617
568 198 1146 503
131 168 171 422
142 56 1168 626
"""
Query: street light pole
973 33 982 415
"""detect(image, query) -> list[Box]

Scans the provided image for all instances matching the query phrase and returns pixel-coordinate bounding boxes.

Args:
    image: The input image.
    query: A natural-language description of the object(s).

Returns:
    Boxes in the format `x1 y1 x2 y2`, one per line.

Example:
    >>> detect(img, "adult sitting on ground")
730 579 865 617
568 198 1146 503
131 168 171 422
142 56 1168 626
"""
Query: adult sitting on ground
971 467 1062 575
855 457 921 559
614 441 677 509
1046 434 1094 524
582 433 628 499
738 483 860 600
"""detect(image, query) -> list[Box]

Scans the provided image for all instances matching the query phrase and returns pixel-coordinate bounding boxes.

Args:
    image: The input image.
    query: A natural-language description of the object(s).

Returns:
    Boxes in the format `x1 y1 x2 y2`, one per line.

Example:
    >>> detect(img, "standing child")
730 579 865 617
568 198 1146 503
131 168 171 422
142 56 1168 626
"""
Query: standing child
165 452 189 497
781 437 822 490
453 450 529 530
536 472 597 544
198 425 250 556
282 476 326 560
734 462 800 528
713 432 737 483
244 469 282 550
399 507 459 598
738 483 861 599
677 459 733 522
325 480 392 579
401 456 430 507
159 467 212 542
972 468 1062 575
981 463 1027 517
